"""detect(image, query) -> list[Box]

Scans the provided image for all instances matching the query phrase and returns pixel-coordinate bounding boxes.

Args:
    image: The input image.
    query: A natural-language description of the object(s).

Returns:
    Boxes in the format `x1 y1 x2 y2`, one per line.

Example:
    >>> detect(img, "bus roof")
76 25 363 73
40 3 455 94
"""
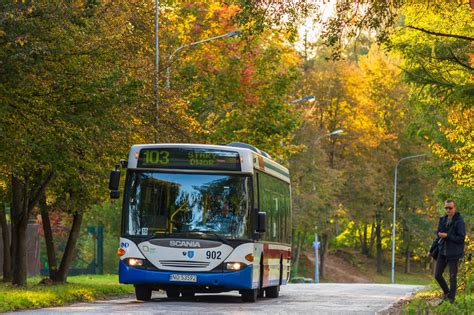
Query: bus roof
127 143 290 183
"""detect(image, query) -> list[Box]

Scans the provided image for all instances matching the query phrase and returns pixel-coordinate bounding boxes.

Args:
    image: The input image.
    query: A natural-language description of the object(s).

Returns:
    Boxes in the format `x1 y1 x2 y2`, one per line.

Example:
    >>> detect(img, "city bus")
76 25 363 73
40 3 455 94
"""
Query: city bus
109 143 292 302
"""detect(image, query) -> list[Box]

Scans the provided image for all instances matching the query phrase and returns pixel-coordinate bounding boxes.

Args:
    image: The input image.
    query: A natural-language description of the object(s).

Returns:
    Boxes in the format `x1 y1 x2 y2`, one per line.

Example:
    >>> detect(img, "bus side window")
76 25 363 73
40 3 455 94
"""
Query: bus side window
257 172 291 243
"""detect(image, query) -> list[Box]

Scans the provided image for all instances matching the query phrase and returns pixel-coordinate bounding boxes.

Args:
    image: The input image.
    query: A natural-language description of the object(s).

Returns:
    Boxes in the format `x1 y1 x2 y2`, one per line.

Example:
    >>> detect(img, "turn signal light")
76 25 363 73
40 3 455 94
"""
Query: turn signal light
245 254 254 262
117 248 126 256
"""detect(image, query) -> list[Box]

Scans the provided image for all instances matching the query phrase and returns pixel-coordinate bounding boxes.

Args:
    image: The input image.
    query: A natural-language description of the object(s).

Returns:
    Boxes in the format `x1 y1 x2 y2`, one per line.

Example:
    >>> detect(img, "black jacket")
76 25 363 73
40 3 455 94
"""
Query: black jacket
429 212 466 260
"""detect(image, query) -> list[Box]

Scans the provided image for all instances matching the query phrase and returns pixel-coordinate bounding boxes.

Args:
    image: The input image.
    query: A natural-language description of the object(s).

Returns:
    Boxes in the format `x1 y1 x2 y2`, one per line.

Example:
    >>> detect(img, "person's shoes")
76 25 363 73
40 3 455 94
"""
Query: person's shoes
437 295 449 306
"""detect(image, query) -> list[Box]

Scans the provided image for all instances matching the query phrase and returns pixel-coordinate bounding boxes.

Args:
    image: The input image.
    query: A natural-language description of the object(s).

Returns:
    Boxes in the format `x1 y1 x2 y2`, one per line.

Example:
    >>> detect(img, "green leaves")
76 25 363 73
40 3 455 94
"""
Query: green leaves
389 2 473 189
0 1 142 210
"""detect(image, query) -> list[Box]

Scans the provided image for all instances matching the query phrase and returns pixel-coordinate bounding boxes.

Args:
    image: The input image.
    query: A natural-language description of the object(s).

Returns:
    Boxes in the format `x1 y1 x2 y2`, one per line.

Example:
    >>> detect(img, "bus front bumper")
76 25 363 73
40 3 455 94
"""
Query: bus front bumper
119 260 254 289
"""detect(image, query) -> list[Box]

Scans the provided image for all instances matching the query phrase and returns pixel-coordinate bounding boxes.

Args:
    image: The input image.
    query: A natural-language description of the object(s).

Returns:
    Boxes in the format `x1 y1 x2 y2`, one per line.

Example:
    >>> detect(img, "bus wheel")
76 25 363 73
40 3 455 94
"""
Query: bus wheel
182 291 195 298
241 289 258 302
166 290 180 298
265 285 280 298
135 285 152 301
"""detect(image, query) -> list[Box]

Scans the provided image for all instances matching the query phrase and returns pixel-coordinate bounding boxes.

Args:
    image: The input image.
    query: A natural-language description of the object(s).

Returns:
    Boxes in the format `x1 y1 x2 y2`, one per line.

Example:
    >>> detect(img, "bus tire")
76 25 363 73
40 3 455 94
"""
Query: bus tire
241 289 258 302
265 285 279 298
135 285 152 301
166 290 180 298
182 291 195 298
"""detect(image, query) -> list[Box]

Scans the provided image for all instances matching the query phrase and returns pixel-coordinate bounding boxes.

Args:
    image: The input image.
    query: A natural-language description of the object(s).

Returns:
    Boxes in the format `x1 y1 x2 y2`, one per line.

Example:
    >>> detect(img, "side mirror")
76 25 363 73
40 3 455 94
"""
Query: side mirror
257 212 266 233
110 190 120 199
109 166 120 199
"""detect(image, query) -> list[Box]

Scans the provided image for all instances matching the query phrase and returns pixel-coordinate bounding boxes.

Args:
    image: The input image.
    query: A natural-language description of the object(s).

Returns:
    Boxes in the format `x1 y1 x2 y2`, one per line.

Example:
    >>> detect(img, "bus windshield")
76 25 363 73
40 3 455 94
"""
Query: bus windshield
123 171 251 239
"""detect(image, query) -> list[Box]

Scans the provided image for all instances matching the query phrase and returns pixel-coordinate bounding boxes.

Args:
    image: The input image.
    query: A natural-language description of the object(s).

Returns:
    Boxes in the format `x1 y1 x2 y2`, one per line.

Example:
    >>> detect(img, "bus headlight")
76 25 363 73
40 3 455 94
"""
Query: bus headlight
226 262 244 271
127 258 144 267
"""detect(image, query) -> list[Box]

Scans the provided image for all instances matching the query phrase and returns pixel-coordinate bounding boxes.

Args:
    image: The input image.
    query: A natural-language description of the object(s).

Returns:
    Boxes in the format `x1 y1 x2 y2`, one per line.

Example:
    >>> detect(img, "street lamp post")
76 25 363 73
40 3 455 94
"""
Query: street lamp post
154 0 160 142
391 154 426 284
166 30 241 89
312 129 343 284
313 226 319 284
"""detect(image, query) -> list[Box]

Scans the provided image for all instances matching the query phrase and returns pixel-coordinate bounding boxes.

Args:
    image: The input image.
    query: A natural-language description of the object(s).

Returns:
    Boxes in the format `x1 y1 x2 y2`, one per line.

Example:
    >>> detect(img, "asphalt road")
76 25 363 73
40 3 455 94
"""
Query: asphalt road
20 283 424 315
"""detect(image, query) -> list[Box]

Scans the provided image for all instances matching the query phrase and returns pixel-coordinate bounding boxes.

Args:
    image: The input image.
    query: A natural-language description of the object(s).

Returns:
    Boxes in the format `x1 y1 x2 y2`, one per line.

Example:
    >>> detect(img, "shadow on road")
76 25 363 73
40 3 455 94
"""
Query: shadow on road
148 294 245 304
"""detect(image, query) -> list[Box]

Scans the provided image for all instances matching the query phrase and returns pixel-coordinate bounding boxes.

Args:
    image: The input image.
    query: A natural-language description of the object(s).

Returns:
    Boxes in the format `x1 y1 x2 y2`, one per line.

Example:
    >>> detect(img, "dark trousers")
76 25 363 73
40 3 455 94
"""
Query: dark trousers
434 255 459 301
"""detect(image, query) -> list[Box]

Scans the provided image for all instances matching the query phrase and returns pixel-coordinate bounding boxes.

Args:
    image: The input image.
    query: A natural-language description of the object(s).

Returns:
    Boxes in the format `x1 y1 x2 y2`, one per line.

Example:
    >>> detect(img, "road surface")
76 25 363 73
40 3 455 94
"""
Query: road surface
20 283 424 314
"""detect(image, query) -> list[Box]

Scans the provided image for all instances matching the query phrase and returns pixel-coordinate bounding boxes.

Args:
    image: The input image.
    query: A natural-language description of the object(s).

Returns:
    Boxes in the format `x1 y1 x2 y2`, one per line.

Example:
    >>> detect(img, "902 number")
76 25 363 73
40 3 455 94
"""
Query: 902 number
206 251 221 259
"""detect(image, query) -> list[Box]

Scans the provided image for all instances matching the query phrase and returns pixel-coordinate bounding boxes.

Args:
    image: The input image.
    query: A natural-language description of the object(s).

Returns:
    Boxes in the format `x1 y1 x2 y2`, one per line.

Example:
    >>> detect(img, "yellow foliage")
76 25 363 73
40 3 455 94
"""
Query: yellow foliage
430 107 473 188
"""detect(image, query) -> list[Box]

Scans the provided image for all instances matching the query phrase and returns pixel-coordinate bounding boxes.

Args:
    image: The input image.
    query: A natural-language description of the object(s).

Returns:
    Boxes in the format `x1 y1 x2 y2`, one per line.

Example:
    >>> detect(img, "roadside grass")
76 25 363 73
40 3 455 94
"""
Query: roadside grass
403 285 474 314
0 274 134 312
372 271 432 285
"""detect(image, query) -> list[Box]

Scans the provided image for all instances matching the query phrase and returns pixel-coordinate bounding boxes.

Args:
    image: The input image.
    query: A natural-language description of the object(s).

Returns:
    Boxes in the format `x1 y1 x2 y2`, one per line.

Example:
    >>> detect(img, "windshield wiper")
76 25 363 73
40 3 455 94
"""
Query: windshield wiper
141 231 231 246
206 232 231 246
143 233 171 242
187 231 231 246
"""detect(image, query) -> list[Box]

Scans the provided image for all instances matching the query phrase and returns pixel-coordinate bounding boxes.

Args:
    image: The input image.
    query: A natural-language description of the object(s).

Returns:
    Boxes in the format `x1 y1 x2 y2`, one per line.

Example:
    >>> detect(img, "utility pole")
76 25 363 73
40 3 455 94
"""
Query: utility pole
391 154 426 284
154 0 159 143
313 228 319 284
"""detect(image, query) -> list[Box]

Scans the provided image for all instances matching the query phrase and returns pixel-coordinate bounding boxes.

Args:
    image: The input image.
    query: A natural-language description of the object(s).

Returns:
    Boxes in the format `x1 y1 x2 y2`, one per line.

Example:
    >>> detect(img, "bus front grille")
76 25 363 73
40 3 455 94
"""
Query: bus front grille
159 260 210 268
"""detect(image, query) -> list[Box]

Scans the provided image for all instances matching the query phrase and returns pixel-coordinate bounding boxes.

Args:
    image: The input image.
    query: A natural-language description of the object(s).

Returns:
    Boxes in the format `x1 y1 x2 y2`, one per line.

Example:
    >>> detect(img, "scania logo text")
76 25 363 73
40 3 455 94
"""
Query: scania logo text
169 240 201 248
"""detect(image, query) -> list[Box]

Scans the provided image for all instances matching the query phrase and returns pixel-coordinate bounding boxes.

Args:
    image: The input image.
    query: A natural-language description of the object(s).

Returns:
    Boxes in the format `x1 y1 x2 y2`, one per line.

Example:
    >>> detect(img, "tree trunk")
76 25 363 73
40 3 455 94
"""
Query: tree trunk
291 228 295 261
39 193 58 280
368 222 376 258
0 205 12 282
53 212 83 283
357 223 364 254
293 231 303 276
404 247 411 274
11 172 53 286
376 214 383 274
319 232 329 279
404 230 411 274
361 224 369 256
11 176 29 286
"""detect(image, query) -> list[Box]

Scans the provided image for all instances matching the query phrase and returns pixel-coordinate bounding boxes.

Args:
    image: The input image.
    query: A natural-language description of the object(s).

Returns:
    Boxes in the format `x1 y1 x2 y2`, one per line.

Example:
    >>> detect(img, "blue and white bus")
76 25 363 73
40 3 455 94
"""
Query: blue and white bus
109 143 292 302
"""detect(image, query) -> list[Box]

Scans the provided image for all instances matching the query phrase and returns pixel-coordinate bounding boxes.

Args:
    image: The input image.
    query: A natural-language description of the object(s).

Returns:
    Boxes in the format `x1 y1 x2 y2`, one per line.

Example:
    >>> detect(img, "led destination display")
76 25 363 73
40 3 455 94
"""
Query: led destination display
137 148 241 171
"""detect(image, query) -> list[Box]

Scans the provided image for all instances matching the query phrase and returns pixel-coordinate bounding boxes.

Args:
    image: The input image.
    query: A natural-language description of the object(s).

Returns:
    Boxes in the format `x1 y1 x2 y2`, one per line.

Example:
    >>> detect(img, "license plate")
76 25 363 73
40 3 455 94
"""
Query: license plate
169 274 197 282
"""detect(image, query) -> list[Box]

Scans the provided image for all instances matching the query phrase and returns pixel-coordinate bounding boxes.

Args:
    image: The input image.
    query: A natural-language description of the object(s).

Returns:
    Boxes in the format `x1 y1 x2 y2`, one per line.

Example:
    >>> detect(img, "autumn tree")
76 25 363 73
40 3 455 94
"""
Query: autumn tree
159 2 303 160
0 0 142 284
389 2 473 190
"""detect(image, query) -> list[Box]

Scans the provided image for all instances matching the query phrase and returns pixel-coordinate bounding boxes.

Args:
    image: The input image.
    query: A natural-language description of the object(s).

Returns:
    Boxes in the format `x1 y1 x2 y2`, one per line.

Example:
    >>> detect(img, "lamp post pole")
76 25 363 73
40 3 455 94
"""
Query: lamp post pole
391 154 426 284
166 30 241 89
154 0 160 143
312 129 343 284
314 228 319 284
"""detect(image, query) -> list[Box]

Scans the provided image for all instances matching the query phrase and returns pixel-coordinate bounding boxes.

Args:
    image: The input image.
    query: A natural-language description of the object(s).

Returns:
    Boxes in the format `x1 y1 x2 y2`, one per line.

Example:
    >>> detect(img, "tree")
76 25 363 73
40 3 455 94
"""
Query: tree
0 0 140 285
0 175 11 282
161 2 303 160
389 2 473 205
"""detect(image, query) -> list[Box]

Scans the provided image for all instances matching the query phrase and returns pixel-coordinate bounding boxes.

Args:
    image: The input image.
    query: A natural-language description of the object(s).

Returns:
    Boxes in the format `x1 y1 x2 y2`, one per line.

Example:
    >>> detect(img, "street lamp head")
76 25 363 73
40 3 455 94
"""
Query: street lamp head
291 96 315 104
329 129 343 136
227 30 242 37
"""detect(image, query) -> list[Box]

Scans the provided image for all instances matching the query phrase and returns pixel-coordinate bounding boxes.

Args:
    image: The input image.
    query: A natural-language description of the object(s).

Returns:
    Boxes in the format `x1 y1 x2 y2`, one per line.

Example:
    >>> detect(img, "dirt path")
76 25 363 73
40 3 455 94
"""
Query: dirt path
304 251 372 283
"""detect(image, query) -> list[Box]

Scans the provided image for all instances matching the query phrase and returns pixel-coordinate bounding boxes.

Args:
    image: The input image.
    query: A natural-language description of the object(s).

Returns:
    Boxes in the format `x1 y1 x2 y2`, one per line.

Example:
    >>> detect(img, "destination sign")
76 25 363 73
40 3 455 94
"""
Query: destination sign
137 148 241 171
